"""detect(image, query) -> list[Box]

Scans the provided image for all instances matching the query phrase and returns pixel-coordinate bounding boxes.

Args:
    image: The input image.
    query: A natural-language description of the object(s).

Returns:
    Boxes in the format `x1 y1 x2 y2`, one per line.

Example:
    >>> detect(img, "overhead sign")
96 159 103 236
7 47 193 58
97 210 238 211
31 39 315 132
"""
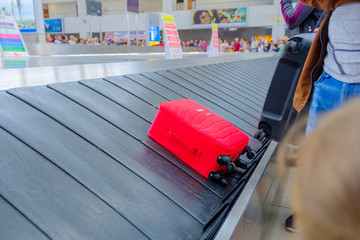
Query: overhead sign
192 7 247 27
105 31 146 40
187 0 193 10
127 0 140 13
0 0 37 33
44 19 62 33
208 24 219 56
0 16 29 56
86 0 102 16
161 14 182 59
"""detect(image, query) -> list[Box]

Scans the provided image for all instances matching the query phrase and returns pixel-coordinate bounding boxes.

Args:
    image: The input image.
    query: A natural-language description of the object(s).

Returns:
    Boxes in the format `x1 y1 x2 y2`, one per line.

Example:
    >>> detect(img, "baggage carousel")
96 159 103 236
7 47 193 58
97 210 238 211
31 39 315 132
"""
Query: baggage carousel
0 52 279 240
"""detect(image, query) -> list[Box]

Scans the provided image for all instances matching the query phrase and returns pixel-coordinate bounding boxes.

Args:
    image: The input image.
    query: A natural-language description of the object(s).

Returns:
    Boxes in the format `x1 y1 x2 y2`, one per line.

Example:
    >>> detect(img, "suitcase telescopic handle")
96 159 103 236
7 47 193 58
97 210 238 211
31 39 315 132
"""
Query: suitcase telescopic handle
169 130 197 153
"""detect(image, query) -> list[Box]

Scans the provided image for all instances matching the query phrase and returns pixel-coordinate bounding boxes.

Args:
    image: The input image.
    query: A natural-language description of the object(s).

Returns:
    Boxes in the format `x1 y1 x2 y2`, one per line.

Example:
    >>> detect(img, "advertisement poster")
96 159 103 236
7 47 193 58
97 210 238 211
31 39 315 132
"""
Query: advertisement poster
0 15 29 56
105 31 146 41
127 0 140 14
192 8 246 26
162 14 182 59
0 0 37 32
129 31 145 40
44 19 62 33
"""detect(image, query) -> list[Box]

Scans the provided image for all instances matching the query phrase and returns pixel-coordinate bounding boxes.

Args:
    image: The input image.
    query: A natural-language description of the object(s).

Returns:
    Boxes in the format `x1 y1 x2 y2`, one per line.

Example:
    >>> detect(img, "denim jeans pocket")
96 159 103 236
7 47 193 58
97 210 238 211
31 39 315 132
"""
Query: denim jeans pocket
314 71 329 86
344 83 360 101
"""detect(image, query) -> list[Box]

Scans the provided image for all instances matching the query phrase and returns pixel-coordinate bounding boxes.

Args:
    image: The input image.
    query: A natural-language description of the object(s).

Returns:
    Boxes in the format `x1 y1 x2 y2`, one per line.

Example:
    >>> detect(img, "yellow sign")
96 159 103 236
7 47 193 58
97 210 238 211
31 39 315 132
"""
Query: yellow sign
149 42 160 46
187 0 193 10
212 24 218 30
162 14 175 24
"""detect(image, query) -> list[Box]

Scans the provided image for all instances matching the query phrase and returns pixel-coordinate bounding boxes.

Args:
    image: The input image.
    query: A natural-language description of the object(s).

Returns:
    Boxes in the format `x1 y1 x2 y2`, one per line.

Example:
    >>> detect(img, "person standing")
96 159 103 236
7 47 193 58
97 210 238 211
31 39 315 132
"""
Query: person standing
53 35 62 44
258 37 268 52
45 33 52 43
294 0 360 133
289 0 360 233
228 41 235 52
281 0 324 34
240 38 247 52
234 38 240 52
277 40 286 53
250 36 259 52
219 39 229 53
68 35 76 45
279 98 360 240
201 41 208 52
281 0 324 231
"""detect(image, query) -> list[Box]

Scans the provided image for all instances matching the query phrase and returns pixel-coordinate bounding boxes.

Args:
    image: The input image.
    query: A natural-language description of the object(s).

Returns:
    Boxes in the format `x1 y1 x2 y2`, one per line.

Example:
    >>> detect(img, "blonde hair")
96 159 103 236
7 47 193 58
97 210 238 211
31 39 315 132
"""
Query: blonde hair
279 98 360 240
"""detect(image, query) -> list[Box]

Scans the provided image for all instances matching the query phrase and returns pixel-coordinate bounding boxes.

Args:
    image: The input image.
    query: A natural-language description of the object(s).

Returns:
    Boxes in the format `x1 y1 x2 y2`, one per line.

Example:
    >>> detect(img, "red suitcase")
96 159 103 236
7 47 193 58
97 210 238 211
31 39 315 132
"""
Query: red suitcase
148 99 250 178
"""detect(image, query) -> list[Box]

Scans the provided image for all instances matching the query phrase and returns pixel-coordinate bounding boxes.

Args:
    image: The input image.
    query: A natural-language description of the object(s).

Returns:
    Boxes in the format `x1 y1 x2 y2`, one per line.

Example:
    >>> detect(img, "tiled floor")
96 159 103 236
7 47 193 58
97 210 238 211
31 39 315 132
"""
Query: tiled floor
260 166 298 240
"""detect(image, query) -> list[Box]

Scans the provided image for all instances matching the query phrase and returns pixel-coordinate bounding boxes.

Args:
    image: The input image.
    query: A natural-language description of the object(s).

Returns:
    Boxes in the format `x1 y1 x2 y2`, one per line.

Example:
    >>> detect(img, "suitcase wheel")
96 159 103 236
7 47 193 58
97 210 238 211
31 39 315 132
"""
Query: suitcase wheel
255 122 271 141
209 171 228 186
217 155 245 174
254 129 267 142
242 146 256 159
237 158 249 169
217 155 235 172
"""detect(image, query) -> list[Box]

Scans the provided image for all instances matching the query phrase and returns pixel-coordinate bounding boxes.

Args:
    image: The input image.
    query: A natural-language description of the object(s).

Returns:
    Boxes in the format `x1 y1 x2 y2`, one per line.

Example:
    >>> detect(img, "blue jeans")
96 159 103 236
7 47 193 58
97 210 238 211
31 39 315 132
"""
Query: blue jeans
306 71 360 135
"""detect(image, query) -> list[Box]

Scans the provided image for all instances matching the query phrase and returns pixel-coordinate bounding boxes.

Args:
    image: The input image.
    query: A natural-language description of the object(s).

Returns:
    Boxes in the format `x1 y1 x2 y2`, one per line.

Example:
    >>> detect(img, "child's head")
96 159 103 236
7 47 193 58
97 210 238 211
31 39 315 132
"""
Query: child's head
298 0 349 11
284 98 360 240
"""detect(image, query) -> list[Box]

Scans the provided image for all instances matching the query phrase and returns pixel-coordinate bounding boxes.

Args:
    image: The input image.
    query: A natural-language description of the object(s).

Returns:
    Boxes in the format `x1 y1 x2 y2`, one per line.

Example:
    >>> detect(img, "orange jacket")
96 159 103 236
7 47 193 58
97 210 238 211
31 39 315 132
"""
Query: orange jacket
293 0 360 112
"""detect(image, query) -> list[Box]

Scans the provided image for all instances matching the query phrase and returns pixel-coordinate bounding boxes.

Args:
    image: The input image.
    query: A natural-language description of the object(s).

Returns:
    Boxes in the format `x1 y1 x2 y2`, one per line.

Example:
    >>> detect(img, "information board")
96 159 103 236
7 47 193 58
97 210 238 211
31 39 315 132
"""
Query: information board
149 25 160 46
0 16 29 56
161 14 182 59
208 24 219 56
44 19 62 33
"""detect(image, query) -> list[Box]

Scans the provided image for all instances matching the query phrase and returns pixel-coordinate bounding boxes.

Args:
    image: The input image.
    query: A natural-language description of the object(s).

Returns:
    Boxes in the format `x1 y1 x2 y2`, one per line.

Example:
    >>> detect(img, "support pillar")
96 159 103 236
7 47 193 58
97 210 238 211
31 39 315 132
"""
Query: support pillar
272 23 286 41
162 0 173 13
20 0 45 44
77 0 89 38
272 0 286 41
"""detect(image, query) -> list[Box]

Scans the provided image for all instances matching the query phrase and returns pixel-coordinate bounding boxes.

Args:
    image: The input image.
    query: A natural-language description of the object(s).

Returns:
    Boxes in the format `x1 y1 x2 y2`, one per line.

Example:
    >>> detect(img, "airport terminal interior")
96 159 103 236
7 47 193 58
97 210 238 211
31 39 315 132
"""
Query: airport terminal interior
1 0 358 239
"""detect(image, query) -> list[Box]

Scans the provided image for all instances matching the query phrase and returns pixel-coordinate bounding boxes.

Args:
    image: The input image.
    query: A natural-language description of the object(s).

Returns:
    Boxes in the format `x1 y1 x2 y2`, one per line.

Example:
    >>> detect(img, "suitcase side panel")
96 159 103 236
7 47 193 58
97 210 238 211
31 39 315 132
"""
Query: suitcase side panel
160 99 249 149
259 33 315 142
149 101 249 178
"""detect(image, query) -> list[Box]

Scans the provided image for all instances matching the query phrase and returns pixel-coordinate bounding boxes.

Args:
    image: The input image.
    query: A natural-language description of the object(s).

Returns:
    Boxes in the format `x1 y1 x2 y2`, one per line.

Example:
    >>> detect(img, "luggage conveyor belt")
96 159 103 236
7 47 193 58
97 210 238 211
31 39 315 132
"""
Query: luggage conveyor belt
0 56 279 240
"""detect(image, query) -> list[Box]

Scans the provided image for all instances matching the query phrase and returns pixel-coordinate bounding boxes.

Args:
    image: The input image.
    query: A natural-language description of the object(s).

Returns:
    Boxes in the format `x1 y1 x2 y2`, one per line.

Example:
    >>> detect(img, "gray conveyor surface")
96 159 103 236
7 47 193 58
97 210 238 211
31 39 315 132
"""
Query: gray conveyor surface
0 57 279 239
